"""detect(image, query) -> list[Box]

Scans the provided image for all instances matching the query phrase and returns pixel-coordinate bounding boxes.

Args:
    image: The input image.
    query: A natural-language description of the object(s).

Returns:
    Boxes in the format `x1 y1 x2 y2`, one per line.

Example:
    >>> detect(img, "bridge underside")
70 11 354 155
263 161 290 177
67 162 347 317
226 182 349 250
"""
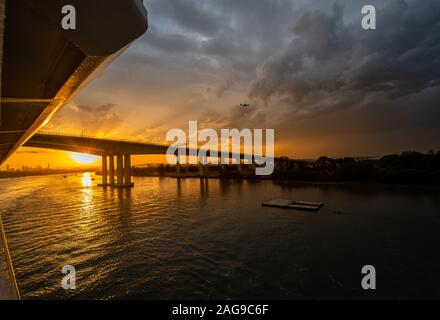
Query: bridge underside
25 134 169 156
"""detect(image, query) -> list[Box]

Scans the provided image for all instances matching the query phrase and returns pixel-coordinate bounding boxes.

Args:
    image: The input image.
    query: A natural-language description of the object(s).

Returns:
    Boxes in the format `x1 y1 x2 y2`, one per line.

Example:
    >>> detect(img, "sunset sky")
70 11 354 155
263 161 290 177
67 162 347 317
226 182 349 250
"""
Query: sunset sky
3 0 440 169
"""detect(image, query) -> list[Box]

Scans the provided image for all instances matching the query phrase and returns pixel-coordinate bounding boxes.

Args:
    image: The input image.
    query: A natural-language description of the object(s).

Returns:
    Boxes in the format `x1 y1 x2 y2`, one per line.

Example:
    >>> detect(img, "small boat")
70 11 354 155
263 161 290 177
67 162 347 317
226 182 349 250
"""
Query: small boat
262 198 324 211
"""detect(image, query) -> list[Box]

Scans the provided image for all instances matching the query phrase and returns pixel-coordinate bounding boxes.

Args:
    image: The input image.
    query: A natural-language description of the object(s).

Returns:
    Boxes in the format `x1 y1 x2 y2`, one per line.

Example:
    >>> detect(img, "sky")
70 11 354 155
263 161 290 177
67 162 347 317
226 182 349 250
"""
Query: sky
3 0 440 169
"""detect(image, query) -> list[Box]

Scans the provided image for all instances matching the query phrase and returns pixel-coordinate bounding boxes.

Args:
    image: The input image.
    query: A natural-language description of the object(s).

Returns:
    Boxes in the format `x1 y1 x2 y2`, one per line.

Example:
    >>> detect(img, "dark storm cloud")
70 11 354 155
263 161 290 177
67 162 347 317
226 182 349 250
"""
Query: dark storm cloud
248 0 440 122
148 0 221 36
144 26 199 54
141 0 298 72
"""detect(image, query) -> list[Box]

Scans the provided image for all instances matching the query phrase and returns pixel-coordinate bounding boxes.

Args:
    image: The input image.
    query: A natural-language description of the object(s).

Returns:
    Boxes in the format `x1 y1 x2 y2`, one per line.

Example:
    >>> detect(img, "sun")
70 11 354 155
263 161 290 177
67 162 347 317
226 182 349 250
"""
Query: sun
69 152 100 165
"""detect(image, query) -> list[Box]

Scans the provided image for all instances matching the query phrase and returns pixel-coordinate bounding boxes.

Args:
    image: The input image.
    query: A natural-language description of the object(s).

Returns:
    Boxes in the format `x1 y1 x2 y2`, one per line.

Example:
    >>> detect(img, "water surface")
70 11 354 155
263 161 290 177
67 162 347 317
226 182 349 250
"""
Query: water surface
1 173 440 299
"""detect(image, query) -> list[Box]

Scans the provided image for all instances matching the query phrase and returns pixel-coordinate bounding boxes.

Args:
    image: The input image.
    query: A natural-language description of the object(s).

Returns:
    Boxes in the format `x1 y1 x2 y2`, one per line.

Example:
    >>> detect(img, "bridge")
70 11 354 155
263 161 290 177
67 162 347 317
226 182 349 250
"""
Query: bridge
24 132 256 187
26 132 169 187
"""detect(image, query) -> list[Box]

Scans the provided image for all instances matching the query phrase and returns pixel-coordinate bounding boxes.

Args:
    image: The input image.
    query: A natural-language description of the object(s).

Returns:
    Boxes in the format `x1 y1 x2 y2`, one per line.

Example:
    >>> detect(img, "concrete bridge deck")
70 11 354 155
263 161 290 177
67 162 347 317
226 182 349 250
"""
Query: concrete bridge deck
25 133 169 156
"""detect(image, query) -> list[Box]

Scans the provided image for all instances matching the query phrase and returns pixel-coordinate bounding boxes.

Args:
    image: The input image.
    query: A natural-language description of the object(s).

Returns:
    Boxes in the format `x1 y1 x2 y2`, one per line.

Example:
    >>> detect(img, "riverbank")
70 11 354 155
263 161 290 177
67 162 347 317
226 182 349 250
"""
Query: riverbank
0 168 97 180
126 151 440 186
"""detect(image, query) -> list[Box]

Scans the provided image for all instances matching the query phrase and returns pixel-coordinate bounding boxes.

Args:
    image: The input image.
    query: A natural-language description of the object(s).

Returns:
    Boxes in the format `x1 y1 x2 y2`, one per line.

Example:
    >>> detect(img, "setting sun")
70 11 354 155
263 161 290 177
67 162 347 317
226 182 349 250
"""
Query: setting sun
69 152 100 165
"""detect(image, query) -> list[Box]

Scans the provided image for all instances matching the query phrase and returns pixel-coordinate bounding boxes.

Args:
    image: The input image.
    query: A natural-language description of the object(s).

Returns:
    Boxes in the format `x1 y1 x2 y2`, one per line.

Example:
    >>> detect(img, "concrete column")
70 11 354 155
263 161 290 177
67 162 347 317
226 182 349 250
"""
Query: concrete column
124 154 132 185
109 155 115 185
117 154 123 186
101 155 108 185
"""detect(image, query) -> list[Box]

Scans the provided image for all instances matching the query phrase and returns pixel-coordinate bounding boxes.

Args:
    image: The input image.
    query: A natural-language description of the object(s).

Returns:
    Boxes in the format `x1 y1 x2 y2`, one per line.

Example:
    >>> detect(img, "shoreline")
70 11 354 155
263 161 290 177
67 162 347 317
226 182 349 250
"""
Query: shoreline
0 168 96 180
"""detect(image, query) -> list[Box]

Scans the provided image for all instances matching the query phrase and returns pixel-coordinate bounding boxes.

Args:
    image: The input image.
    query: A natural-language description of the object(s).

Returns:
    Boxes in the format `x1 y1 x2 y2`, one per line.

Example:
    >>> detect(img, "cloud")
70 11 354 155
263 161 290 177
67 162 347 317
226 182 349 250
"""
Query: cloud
150 0 222 37
75 103 117 114
45 103 124 136
248 0 440 121
215 80 232 98
74 104 123 135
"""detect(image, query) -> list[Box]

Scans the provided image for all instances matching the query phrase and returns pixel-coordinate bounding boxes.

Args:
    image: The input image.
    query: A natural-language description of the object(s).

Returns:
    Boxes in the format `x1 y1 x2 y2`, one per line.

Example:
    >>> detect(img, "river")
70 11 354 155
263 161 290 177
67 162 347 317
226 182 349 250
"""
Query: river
1 173 439 299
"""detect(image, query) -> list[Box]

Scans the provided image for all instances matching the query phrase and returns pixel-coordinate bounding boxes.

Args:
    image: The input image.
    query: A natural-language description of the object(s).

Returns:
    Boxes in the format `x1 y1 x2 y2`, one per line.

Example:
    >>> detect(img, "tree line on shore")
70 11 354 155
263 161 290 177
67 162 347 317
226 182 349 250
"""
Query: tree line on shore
272 151 440 185
132 151 440 185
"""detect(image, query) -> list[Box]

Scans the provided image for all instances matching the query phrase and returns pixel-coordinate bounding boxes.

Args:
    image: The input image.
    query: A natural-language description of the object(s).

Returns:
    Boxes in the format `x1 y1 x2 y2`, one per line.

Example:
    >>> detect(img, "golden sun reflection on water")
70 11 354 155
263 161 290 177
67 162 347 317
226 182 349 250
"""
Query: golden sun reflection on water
79 173 98 233
81 172 93 187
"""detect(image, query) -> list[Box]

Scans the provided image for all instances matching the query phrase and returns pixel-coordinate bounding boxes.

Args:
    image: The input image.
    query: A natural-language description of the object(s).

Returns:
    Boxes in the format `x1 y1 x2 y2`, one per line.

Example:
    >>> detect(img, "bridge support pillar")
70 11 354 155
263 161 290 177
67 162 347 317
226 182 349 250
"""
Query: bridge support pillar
98 155 109 186
124 154 133 187
114 154 134 188
109 155 115 186
116 154 124 186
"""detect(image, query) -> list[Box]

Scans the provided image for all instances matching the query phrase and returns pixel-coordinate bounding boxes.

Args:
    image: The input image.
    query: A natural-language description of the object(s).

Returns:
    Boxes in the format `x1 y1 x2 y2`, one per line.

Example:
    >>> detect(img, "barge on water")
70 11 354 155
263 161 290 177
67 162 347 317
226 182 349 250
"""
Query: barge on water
262 199 324 211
